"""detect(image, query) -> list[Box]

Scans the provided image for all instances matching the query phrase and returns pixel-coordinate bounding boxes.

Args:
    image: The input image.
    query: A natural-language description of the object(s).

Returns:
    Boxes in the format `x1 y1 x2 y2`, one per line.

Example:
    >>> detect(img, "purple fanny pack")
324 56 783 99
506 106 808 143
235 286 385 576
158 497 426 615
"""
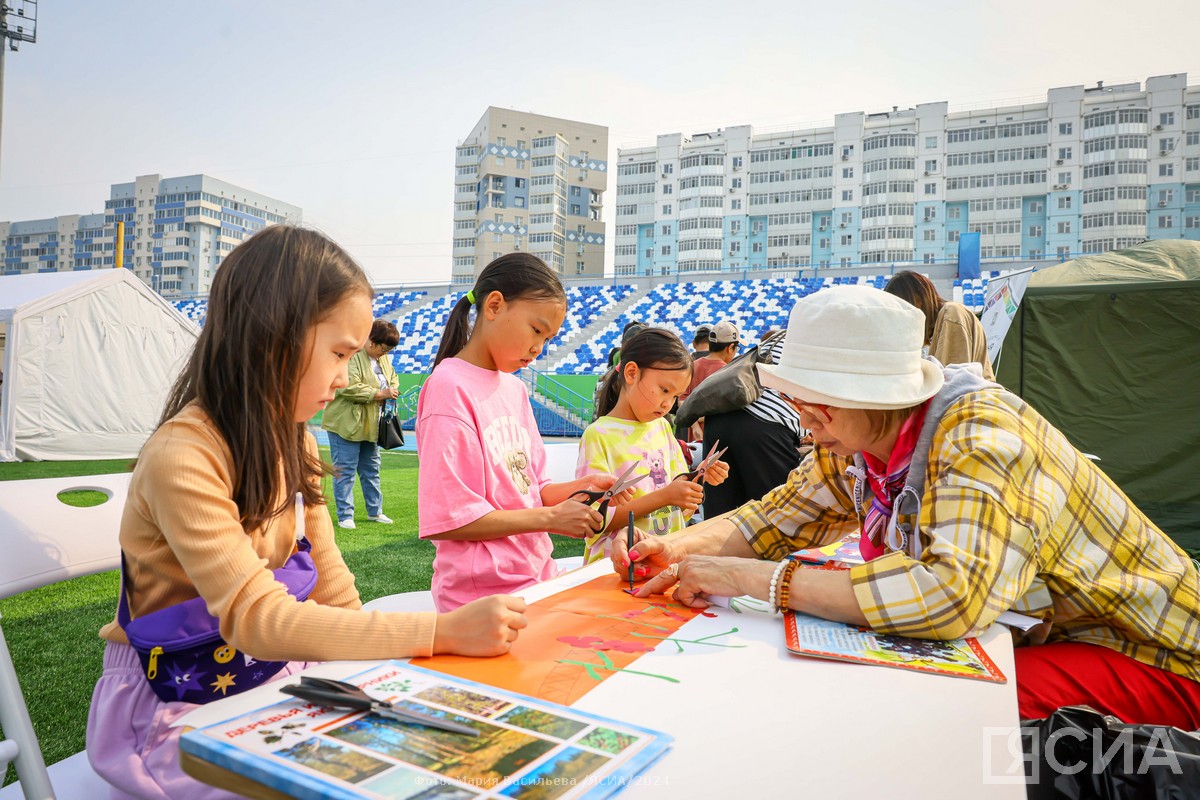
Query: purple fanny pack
118 539 318 705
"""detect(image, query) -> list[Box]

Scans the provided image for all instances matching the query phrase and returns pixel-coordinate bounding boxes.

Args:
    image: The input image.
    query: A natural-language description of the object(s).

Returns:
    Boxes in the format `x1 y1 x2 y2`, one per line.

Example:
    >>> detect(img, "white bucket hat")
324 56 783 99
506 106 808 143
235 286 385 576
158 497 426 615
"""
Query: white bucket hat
757 286 944 410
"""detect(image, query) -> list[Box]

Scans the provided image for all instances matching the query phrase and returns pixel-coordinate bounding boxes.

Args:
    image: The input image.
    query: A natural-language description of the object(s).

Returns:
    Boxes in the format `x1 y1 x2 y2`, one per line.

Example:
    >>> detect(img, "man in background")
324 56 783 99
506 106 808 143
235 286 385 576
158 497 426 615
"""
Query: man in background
682 320 743 402
675 320 745 440
691 325 712 360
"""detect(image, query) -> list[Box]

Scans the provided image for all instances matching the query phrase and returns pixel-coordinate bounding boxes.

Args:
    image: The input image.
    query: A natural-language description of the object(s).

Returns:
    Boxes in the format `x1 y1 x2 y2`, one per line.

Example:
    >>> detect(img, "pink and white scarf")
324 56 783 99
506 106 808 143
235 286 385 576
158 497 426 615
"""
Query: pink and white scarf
858 404 929 562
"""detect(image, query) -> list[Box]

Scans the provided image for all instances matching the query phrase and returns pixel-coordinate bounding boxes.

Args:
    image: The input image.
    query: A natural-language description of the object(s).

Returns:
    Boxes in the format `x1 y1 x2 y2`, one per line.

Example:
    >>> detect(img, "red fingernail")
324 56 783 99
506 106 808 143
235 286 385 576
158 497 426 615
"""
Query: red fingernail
635 566 648 576
629 550 638 560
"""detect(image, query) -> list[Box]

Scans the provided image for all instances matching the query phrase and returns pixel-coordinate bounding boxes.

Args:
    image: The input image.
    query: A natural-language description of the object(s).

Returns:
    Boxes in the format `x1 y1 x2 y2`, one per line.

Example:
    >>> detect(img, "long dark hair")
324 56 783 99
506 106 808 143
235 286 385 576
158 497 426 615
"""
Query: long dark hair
596 328 692 417
884 270 945 344
160 225 372 533
432 254 566 369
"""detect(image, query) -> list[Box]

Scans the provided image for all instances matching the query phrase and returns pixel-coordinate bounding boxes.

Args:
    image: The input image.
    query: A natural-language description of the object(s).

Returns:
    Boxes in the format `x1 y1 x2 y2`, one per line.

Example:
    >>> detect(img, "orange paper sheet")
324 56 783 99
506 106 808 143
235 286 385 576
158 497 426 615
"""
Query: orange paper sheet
411 574 707 705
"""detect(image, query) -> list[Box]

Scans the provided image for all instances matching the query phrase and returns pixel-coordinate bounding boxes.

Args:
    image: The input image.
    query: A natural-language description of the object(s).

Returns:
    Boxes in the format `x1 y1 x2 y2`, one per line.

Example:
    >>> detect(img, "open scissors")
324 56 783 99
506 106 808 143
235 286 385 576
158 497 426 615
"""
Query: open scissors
677 439 729 484
280 676 479 736
568 463 649 533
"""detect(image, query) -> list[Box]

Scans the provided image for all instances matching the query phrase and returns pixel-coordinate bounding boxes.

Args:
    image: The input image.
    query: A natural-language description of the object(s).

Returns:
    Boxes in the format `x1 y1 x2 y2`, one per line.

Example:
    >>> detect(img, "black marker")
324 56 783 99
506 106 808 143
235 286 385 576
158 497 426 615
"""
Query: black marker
627 511 635 593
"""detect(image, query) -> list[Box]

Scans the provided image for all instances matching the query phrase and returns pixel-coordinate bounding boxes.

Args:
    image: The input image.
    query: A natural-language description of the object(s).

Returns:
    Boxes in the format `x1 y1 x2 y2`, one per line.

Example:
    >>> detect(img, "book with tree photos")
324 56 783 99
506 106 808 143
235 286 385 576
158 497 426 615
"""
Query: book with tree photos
180 661 672 799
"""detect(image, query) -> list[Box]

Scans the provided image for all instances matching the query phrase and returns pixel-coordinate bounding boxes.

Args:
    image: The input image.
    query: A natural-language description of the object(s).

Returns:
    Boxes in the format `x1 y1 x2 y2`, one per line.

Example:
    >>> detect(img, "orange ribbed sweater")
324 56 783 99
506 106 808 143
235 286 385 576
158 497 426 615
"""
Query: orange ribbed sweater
100 403 435 660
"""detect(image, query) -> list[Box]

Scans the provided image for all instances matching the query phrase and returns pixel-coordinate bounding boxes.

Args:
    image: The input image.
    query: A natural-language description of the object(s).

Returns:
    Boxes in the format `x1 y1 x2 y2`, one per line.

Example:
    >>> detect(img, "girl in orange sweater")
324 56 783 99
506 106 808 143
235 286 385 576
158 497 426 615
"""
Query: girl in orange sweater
87 226 527 800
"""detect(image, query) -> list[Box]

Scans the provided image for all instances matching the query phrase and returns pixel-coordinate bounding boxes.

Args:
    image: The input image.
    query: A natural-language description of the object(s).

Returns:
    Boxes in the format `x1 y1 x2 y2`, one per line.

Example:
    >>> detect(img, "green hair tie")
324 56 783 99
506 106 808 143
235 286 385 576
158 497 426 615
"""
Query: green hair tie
466 290 476 304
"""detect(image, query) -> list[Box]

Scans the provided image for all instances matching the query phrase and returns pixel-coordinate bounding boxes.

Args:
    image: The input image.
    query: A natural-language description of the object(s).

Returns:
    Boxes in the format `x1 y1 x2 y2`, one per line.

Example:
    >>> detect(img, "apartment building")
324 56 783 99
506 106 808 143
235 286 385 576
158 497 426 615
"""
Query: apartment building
454 108 608 283
614 73 1199 276
2 174 300 296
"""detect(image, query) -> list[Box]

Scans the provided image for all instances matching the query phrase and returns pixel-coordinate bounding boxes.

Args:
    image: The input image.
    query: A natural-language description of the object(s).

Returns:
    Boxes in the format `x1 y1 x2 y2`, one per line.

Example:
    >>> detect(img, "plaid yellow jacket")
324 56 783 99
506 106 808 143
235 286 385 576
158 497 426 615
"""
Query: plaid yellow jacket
729 389 1200 681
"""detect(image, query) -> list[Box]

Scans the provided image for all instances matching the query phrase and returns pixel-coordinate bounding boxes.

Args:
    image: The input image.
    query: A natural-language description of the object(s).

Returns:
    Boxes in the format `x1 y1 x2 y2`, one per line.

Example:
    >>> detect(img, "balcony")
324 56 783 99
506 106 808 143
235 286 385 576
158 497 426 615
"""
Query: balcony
678 163 725 179
677 184 726 199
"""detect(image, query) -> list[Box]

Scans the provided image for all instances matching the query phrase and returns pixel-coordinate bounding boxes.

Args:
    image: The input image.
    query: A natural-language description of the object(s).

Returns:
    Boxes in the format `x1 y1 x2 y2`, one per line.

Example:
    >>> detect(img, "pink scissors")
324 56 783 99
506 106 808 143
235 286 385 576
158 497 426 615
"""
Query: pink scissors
677 439 729 484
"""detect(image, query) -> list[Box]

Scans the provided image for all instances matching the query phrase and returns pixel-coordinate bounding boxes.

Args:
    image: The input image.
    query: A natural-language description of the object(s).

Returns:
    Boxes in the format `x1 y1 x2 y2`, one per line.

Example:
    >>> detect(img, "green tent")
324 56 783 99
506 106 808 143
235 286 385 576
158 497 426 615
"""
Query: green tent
995 240 1200 549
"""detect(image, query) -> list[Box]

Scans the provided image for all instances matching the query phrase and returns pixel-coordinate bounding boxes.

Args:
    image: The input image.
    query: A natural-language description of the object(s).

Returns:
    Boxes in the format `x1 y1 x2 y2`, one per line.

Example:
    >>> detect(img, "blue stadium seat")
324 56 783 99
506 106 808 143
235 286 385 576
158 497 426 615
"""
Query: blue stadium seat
176 274 922 379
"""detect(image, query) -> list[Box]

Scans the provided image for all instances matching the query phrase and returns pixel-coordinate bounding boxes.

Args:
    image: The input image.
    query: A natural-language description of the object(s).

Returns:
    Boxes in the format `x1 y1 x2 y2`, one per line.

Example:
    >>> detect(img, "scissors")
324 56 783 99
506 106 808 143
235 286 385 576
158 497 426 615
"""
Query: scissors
677 439 729 484
280 676 479 737
568 463 649 533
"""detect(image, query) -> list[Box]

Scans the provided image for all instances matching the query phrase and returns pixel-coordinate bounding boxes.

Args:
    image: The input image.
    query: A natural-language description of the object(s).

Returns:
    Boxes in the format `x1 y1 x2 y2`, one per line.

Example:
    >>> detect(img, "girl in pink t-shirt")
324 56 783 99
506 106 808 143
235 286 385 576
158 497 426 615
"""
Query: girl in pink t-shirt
417 254 632 611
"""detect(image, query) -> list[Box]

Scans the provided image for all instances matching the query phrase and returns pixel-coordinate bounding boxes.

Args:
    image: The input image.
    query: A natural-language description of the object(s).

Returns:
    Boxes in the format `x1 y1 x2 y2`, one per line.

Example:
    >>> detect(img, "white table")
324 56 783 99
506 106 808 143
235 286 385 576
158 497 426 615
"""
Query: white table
180 561 1025 799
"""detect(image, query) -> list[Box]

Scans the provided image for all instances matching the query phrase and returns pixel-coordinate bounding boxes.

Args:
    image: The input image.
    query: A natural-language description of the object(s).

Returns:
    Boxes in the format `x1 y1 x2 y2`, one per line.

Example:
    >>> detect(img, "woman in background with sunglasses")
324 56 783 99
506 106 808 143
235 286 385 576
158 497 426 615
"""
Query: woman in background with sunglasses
619 285 1200 730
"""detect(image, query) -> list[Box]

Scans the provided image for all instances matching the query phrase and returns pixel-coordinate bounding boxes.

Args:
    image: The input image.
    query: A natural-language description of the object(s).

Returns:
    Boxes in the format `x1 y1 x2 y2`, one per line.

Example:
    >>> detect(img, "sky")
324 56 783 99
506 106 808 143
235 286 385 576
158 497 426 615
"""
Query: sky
2 0 1200 287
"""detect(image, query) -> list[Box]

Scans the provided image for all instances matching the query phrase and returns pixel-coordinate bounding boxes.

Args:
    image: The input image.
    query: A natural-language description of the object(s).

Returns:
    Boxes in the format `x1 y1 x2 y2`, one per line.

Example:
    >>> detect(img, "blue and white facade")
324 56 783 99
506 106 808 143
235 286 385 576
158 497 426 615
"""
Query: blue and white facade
454 108 608 284
0 214 102 276
614 73 1200 276
2 174 300 296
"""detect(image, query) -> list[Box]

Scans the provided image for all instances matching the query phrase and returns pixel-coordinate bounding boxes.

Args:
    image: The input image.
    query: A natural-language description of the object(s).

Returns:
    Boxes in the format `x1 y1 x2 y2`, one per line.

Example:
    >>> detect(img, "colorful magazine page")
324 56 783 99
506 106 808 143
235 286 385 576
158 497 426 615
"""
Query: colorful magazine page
180 661 672 800
783 612 1007 683
791 533 865 568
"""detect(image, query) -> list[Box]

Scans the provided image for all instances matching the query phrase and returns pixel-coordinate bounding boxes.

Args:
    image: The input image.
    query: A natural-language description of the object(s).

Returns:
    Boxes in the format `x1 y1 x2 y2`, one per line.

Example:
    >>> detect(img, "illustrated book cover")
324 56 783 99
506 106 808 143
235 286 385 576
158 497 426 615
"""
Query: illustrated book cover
180 661 672 799
784 611 1006 683
791 533 865 568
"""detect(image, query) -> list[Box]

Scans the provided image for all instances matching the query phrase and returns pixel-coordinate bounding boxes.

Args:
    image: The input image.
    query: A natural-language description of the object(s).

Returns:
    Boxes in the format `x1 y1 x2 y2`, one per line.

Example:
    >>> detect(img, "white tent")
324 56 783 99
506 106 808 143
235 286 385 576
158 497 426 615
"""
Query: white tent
0 269 198 461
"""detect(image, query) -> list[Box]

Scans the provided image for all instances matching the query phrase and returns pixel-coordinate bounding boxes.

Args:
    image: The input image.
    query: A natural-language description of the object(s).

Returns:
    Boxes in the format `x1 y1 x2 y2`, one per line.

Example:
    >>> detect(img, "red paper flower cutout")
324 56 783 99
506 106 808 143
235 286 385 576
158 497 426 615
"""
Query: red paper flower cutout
604 639 655 653
557 635 653 653
558 635 605 648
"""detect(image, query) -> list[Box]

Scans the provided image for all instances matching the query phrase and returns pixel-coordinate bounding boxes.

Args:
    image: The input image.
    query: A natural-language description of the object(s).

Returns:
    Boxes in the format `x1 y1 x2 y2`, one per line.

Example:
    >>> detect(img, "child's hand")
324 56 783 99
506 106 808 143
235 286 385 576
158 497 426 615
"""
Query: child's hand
580 473 637 506
545 499 605 539
704 459 730 486
432 595 528 656
665 477 705 513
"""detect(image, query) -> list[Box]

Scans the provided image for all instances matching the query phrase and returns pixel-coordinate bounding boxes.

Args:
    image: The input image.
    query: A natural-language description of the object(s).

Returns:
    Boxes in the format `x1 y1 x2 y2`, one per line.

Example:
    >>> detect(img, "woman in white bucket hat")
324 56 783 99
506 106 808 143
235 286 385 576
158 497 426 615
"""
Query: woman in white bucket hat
618 285 1200 728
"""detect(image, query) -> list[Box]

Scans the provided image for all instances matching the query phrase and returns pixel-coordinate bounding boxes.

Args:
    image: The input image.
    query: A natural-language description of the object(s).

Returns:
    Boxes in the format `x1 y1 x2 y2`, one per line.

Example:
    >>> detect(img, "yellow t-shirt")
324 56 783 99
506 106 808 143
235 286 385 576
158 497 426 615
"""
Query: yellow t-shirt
576 415 689 563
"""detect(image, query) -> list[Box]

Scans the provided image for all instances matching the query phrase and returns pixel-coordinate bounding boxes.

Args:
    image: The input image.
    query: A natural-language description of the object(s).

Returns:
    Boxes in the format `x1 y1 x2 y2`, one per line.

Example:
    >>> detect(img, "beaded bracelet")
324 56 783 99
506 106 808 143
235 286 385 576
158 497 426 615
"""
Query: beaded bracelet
767 559 789 614
776 560 801 613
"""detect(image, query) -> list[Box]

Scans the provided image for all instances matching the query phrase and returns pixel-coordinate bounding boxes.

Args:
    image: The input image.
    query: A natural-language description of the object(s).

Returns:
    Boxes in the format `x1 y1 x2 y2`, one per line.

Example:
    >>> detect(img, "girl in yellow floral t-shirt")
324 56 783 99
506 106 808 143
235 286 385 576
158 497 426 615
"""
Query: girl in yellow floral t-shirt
577 328 729 564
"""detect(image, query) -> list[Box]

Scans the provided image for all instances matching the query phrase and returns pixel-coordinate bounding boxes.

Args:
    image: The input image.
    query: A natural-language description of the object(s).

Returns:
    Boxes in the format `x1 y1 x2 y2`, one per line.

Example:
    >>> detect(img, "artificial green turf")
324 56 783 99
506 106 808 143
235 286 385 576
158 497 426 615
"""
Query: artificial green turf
0 450 583 786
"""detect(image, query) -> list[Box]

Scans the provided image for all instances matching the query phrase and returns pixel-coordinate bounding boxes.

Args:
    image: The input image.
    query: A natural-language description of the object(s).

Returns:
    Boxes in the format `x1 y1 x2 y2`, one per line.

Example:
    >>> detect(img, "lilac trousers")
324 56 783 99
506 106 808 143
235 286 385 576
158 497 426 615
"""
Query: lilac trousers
86 641 310 800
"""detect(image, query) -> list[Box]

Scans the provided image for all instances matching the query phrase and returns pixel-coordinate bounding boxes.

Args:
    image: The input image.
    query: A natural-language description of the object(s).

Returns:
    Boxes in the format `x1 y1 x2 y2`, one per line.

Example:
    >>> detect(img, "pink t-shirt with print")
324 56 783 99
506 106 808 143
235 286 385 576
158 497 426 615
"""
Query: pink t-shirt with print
417 357 556 611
